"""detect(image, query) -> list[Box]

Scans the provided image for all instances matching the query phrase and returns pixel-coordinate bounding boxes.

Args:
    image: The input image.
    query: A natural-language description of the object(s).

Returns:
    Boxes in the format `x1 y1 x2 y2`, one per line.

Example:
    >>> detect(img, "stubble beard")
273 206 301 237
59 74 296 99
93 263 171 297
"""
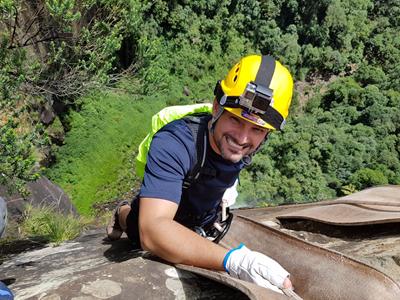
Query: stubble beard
216 134 252 163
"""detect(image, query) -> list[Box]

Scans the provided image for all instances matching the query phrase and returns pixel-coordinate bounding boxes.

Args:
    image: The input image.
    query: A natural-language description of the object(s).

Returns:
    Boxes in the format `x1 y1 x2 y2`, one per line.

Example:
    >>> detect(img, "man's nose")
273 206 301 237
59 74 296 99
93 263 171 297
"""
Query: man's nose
235 126 251 145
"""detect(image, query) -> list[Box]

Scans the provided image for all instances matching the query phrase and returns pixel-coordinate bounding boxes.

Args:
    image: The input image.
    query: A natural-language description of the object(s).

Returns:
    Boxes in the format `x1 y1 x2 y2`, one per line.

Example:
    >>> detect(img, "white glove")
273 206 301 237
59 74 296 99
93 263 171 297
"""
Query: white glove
223 244 290 293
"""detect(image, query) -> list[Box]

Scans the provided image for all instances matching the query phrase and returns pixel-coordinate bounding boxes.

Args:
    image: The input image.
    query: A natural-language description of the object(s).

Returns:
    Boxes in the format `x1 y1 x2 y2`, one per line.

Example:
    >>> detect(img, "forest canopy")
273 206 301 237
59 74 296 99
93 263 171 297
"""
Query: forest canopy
1 0 399 210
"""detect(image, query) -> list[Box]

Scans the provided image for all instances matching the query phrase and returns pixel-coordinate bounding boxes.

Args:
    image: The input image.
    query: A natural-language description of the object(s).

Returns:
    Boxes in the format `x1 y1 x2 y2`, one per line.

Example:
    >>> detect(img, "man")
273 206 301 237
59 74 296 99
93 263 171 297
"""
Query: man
107 54 294 293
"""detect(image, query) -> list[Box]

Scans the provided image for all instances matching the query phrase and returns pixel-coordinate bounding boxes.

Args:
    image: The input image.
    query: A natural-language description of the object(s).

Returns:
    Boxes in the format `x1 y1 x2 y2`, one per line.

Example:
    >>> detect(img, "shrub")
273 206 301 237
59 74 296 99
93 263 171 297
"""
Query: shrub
0 120 39 195
20 205 87 245
349 168 389 190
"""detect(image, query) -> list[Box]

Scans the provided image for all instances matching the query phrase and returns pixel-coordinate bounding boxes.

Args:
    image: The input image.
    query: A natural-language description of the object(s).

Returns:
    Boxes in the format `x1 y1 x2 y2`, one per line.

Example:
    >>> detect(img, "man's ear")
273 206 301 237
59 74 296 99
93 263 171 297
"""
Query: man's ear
212 98 220 117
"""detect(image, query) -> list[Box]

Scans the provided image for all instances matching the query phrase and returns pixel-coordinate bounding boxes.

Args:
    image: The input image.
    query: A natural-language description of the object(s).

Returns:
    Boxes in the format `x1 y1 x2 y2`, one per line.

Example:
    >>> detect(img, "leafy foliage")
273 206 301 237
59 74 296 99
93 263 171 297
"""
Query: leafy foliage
2 0 400 211
0 0 140 105
0 120 39 195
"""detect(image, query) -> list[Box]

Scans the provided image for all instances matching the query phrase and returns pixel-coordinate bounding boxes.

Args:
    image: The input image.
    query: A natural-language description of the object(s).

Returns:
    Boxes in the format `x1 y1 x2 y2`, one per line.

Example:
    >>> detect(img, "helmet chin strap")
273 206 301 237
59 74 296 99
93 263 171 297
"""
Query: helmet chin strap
209 104 225 134
241 131 270 165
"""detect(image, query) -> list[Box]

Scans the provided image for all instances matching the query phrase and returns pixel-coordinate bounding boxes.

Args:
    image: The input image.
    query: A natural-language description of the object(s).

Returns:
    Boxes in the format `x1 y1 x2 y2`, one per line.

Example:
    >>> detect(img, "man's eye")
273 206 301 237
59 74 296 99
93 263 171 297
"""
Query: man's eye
230 116 240 124
253 127 267 134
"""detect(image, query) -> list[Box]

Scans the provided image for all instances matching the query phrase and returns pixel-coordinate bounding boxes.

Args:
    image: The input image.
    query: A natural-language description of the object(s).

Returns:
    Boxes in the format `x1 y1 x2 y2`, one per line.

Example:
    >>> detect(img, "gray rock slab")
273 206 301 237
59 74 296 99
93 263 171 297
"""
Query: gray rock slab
0 229 247 300
26 177 78 216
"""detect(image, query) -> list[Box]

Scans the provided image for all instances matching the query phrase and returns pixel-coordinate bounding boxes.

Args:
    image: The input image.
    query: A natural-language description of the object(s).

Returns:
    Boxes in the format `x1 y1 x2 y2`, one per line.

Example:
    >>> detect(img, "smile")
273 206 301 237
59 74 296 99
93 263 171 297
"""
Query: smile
226 136 247 152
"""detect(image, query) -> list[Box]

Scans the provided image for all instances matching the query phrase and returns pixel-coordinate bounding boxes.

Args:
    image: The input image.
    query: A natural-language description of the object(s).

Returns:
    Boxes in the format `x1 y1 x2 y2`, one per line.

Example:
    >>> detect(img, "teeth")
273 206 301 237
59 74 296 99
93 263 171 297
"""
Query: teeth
226 136 241 149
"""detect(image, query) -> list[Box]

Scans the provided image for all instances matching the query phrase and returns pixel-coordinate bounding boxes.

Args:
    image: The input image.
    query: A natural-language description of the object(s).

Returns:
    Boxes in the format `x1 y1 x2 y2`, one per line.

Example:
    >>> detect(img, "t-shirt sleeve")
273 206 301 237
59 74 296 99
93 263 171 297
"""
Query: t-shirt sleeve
139 124 194 203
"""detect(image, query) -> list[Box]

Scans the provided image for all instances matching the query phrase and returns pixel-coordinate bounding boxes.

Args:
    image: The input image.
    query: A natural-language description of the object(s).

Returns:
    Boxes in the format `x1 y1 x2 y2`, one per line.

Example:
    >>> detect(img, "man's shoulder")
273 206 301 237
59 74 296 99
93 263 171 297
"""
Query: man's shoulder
156 118 194 143
151 118 197 159
149 114 212 173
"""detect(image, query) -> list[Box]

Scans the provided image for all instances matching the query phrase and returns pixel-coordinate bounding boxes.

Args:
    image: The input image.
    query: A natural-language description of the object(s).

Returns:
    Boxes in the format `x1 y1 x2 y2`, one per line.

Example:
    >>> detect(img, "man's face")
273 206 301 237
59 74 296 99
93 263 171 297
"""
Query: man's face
209 110 270 163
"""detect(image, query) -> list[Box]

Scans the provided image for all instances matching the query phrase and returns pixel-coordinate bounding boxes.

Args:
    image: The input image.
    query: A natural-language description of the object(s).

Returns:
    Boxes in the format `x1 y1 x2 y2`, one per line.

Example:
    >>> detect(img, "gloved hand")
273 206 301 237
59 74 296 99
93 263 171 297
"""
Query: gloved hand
223 244 291 293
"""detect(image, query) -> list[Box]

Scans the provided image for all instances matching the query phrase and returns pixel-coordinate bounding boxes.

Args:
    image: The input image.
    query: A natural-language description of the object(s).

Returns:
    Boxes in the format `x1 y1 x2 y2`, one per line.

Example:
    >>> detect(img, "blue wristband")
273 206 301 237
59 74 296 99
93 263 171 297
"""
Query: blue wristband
223 243 245 273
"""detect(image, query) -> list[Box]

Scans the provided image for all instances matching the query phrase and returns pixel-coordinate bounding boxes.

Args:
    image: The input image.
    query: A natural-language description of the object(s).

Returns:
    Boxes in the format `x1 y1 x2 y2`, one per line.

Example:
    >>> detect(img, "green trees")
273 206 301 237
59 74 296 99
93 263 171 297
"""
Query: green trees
0 120 39 194
0 0 142 193
2 0 399 210
240 68 400 204
0 0 140 105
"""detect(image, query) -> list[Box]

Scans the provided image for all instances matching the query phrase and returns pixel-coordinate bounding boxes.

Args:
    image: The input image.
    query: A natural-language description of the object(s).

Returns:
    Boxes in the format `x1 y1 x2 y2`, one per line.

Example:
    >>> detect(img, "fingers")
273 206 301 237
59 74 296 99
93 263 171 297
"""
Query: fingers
252 275 284 294
254 252 290 287
283 277 293 290
225 244 293 293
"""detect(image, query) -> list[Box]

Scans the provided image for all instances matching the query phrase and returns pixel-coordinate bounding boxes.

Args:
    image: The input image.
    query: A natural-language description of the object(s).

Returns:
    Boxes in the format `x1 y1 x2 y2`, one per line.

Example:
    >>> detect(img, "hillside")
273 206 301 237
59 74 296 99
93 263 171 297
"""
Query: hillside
1 0 399 213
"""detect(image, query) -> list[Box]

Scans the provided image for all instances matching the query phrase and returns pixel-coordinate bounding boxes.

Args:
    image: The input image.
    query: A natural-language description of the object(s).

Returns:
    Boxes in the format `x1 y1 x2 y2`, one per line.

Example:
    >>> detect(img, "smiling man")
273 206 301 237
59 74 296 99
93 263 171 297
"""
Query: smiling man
210 108 270 163
107 54 294 294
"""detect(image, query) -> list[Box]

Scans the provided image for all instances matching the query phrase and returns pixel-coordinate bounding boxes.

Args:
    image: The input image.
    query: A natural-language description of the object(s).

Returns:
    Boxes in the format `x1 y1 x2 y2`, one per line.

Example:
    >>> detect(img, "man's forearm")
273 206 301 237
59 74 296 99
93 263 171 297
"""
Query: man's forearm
140 216 228 270
137 197 293 291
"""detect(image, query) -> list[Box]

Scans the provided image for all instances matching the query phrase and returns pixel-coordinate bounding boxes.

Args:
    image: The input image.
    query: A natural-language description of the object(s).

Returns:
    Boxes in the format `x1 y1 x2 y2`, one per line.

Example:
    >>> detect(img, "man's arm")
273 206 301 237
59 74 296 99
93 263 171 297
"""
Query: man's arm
138 197 228 270
139 197 293 291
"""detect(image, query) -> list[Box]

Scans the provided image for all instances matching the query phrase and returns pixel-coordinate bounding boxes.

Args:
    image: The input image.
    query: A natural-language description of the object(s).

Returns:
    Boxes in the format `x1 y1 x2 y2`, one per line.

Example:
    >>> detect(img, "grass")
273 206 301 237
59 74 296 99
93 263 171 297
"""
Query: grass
19 205 89 245
0 206 113 253
46 88 166 215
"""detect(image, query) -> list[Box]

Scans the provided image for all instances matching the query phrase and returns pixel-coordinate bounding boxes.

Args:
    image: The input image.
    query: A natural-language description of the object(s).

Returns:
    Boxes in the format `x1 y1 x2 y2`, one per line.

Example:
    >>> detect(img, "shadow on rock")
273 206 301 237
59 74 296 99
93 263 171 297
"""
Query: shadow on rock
102 237 143 262
175 268 249 299
0 237 47 262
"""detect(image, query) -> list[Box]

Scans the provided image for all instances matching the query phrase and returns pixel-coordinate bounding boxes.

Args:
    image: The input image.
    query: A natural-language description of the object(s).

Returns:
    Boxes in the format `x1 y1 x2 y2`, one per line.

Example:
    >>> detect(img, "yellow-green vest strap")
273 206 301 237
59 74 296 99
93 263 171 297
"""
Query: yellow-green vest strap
135 103 213 179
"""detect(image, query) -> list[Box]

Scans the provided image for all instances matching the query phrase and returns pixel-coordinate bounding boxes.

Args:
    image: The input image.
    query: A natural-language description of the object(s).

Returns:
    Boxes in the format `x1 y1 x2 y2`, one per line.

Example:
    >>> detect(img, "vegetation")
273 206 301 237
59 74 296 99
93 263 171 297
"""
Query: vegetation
1 0 399 214
20 204 88 245
0 0 142 195
0 120 39 195
46 89 166 214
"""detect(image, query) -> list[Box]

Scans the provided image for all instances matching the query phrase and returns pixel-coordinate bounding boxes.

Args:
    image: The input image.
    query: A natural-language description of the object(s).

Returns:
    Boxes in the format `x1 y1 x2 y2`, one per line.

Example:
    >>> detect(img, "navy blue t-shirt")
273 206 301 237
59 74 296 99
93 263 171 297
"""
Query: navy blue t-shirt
129 116 244 242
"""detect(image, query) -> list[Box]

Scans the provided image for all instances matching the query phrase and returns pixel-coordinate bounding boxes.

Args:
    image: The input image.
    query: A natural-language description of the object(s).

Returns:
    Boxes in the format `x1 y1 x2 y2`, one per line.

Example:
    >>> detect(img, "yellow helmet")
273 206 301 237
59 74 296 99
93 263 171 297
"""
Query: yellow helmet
214 55 293 130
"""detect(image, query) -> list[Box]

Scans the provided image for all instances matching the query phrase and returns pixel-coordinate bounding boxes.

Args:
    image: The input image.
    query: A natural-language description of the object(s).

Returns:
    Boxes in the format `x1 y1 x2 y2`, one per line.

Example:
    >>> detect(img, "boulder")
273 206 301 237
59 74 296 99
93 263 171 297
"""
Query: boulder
0 176 78 219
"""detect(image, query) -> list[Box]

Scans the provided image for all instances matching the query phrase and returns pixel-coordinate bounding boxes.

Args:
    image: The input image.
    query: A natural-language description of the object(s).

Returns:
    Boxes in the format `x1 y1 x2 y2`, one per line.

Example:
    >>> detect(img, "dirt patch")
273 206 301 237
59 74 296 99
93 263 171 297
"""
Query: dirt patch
294 75 338 112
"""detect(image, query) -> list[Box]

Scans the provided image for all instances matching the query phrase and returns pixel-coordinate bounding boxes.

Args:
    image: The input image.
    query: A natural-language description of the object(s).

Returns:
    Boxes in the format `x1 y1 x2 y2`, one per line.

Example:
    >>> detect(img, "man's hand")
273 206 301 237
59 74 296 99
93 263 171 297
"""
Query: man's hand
223 244 292 293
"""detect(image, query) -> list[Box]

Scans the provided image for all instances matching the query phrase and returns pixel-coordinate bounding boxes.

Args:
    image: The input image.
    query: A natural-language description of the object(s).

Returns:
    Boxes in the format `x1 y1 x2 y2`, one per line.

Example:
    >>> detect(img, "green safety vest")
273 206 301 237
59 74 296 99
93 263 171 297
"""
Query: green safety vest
135 103 213 179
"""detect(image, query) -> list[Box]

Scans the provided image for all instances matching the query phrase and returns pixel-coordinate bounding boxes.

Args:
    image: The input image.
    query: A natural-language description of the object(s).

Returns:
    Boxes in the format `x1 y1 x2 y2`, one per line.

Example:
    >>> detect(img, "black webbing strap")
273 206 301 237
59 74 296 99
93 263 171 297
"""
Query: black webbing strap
260 106 285 130
214 81 238 106
215 85 284 130
182 114 216 189
255 55 275 87
255 55 285 130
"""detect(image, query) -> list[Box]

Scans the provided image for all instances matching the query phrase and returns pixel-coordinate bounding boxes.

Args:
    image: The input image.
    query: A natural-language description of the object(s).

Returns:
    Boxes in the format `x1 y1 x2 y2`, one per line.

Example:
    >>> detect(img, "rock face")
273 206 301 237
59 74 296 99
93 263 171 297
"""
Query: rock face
2 186 399 300
0 229 247 300
0 176 78 220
